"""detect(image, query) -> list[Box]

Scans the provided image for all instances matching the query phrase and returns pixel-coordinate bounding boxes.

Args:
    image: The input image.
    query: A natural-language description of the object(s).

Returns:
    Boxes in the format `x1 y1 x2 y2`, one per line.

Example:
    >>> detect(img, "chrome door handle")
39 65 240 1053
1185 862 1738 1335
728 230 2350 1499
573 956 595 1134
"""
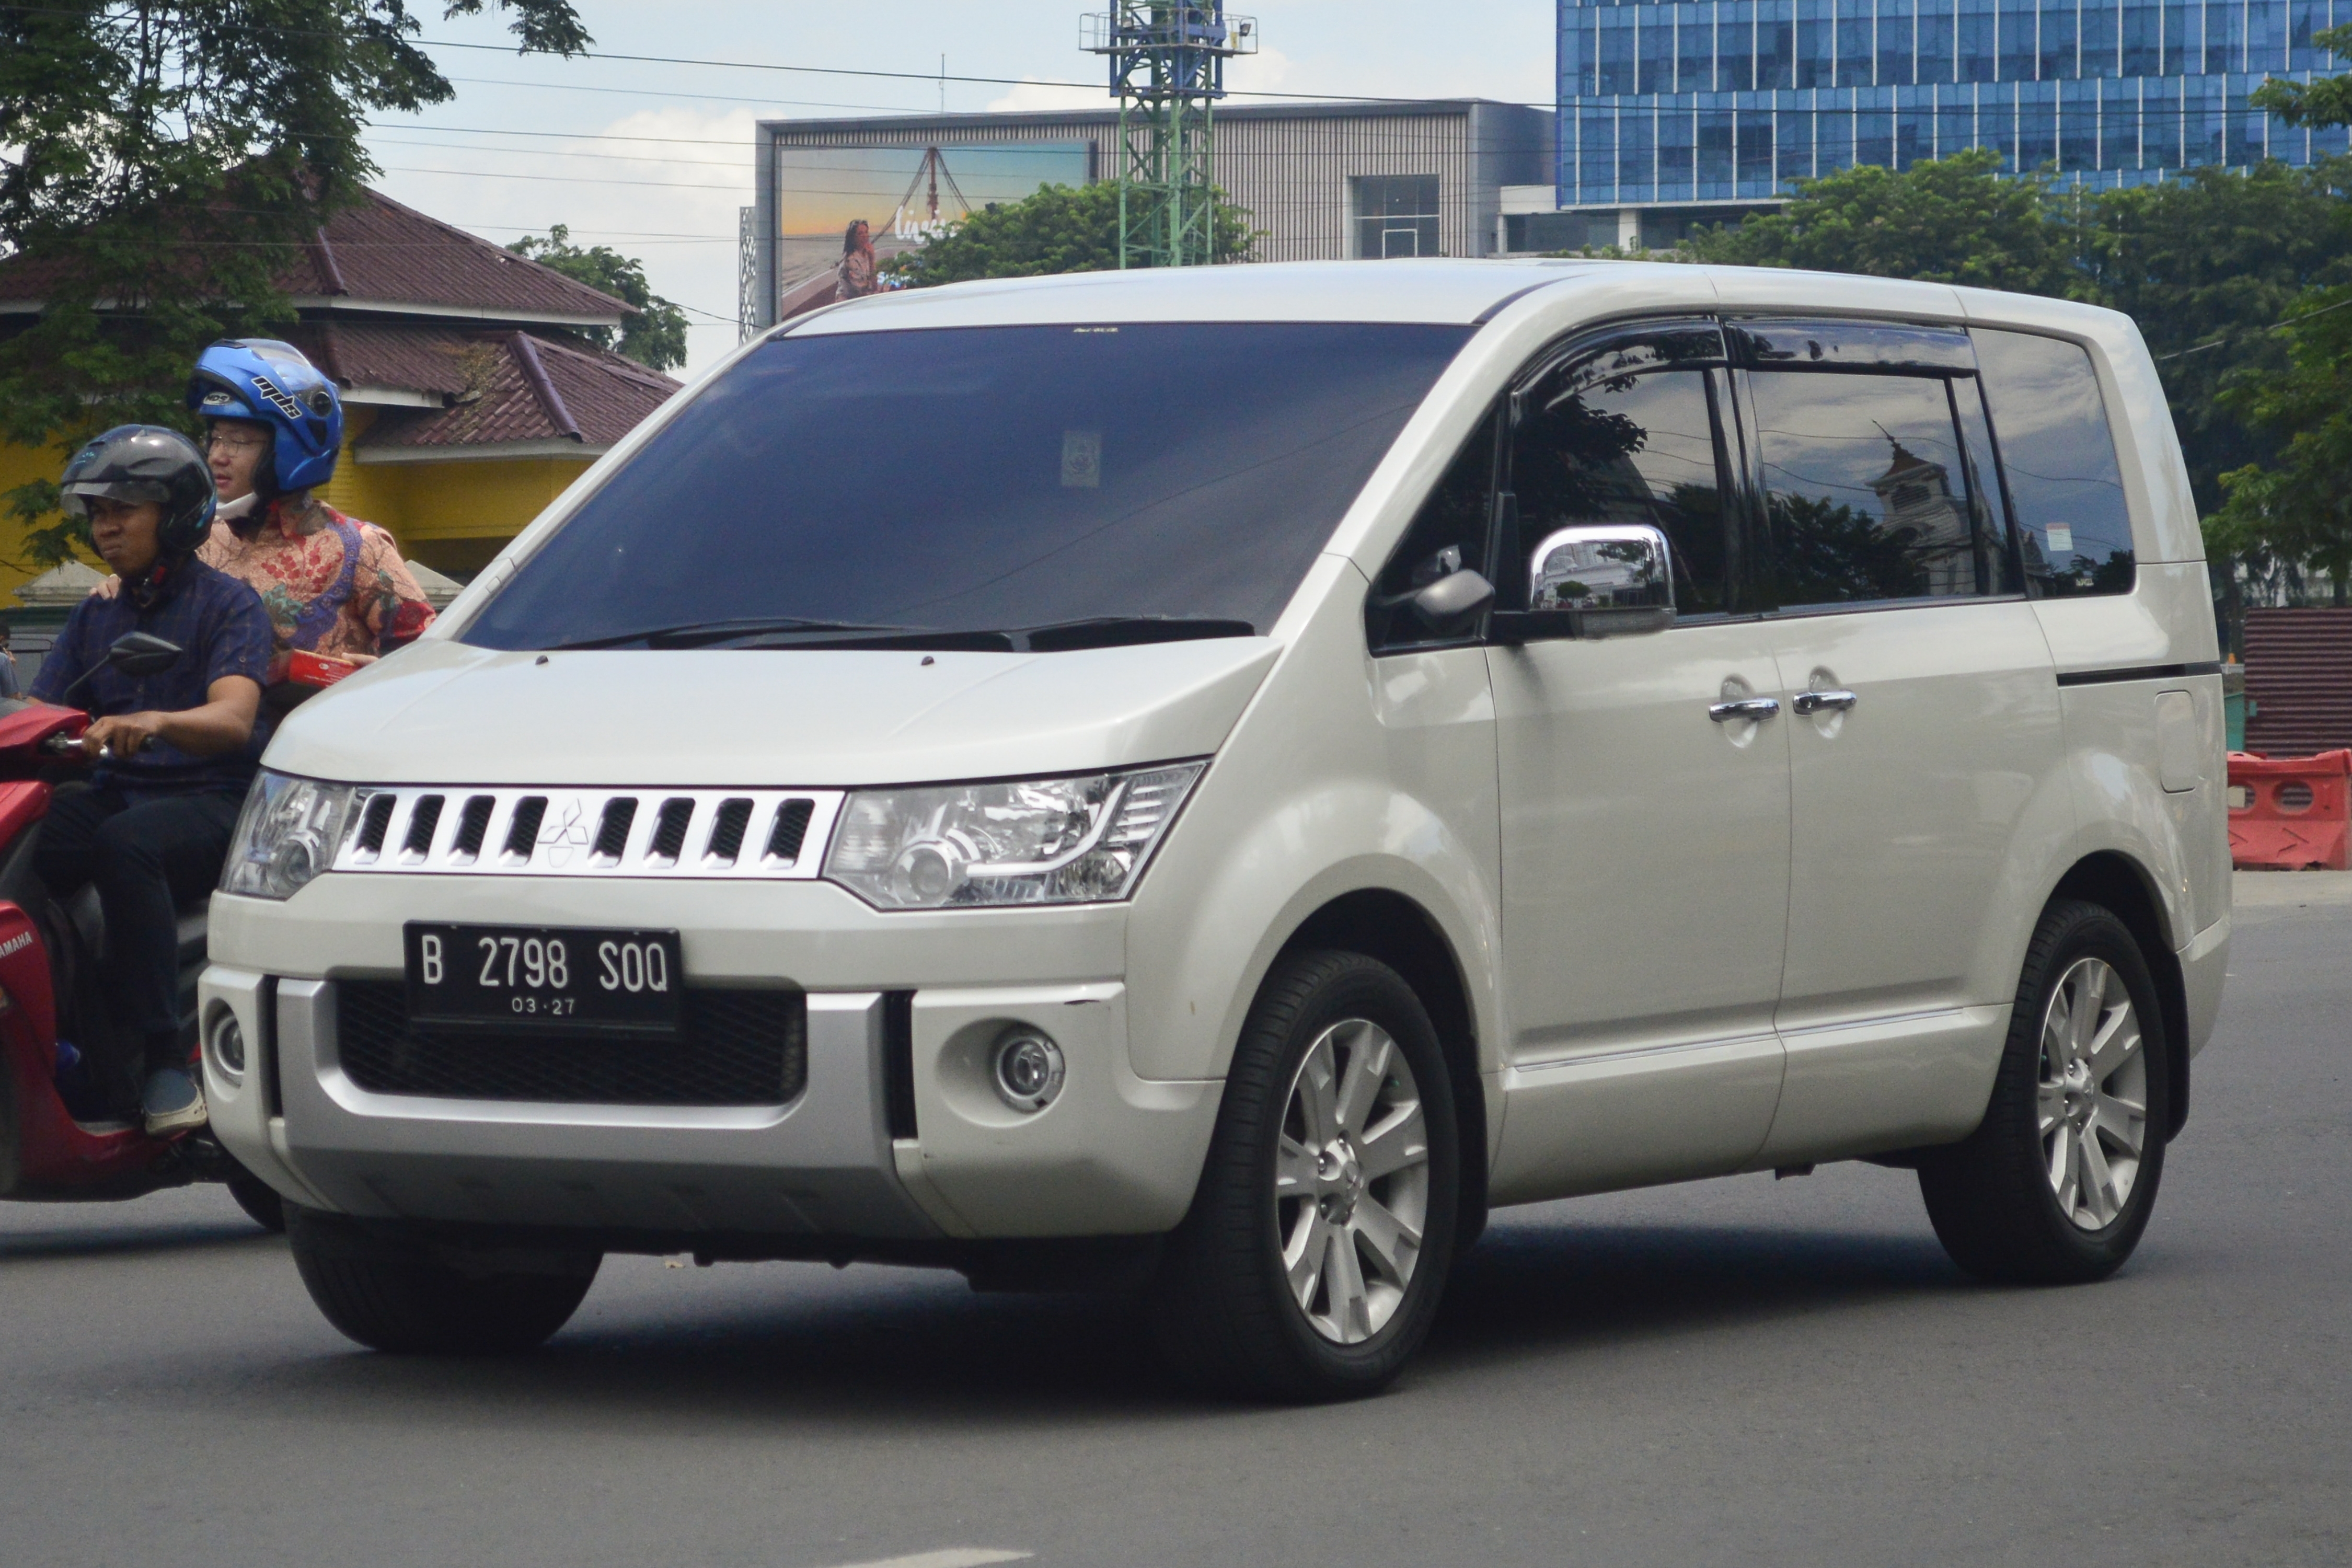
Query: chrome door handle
1709 696 1781 722
1792 689 1859 716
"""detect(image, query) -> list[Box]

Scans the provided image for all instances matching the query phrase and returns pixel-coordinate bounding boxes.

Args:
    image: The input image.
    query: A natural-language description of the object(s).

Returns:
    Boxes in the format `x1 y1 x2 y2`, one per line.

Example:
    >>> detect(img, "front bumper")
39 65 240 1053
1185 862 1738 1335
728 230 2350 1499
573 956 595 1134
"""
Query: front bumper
201 878 1221 1242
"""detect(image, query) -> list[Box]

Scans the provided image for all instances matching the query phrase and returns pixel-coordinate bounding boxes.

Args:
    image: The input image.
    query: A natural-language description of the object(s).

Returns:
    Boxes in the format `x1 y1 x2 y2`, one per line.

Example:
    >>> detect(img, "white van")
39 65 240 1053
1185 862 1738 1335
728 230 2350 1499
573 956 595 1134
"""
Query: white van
202 261 2227 1399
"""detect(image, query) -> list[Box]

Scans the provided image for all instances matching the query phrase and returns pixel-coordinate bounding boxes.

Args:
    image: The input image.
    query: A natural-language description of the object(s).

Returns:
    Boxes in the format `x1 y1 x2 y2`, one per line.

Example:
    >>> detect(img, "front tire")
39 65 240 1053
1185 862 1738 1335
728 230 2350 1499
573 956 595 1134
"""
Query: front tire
1919 900 2170 1285
1151 950 1459 1401
287 1207 598 1354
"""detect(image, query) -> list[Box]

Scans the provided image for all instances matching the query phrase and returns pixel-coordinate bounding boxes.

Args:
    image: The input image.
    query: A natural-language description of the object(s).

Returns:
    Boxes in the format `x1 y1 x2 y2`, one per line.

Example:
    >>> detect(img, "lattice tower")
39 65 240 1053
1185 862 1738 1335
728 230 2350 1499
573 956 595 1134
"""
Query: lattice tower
1082 4 1257 269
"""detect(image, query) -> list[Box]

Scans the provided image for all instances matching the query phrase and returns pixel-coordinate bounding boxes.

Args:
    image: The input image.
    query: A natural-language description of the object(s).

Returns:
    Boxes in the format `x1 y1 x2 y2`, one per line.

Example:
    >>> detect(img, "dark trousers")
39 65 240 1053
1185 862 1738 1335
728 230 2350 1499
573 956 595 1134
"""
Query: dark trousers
37 785 244 1091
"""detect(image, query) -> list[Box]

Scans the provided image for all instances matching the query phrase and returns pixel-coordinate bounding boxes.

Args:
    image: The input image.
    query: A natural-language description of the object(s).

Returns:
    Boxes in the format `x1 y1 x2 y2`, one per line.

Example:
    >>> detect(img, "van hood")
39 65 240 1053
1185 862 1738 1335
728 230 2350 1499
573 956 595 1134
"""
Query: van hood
262 636 1283 788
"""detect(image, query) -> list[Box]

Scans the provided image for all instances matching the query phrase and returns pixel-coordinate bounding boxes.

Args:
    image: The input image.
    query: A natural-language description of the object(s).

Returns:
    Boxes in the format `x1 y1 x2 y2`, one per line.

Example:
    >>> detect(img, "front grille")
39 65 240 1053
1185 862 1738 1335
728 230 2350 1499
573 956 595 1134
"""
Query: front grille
331 786 843 881
336 981 806 1106
403 794 444 857
356 792 396 854
452 795 494 859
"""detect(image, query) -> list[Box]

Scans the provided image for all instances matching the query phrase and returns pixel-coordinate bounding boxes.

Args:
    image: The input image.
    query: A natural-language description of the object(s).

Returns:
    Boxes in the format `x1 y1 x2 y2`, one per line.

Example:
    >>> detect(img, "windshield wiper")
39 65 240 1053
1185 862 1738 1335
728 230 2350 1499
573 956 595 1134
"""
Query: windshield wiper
548 617 905 651
1010 616 1259 652
730 627 1017 652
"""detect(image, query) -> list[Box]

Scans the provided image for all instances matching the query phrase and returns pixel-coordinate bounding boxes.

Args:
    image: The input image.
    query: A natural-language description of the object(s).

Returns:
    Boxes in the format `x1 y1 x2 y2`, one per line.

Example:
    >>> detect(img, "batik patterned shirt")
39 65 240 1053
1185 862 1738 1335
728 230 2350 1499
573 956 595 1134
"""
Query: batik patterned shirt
198 498 436 678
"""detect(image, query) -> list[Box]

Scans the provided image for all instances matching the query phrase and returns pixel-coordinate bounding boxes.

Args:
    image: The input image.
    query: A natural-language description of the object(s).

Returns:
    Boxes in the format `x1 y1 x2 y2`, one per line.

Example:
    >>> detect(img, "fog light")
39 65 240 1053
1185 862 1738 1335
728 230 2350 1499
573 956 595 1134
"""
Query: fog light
991 1028 1065 1113
207 1013 246 1078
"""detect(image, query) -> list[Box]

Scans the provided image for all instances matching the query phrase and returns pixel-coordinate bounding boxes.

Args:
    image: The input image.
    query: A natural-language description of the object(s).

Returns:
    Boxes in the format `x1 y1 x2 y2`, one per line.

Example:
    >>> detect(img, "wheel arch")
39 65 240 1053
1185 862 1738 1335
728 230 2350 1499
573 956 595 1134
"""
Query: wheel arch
1275 887 1489 1249
2049 851 2190 1139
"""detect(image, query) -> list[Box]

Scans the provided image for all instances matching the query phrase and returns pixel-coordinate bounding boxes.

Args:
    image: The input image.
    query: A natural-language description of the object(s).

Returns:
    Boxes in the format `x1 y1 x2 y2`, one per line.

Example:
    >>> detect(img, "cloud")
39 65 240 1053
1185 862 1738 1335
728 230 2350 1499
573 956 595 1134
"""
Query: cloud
986 77 1113 112
550 106 758 376
1228 44 1293 97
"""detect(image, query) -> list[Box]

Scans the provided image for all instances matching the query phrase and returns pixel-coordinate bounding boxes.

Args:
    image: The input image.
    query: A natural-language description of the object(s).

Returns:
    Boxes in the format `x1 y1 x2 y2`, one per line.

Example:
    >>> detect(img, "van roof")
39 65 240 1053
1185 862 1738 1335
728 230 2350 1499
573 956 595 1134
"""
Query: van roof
781 259 2113 335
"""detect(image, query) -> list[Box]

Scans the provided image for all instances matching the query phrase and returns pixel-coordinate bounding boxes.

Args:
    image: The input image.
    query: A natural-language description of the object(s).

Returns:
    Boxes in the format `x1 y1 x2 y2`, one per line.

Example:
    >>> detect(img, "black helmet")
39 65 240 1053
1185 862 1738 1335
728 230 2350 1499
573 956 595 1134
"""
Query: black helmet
59 425 216 556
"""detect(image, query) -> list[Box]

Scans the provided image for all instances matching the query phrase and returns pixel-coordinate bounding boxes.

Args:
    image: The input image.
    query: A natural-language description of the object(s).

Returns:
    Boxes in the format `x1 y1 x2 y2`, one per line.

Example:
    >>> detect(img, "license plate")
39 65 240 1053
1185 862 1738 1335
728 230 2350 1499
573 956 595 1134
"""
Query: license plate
404 923 684 1035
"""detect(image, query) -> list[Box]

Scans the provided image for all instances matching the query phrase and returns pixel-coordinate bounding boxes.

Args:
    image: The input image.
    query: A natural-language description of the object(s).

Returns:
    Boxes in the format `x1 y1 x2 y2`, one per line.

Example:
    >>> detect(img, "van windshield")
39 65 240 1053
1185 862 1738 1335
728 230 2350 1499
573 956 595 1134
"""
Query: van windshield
460 321 1473 652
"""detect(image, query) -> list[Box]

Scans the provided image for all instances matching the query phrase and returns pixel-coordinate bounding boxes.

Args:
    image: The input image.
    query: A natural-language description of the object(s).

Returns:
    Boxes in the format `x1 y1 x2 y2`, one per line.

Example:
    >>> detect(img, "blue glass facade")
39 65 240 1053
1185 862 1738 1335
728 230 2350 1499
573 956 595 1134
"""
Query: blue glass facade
1558 0 2352 204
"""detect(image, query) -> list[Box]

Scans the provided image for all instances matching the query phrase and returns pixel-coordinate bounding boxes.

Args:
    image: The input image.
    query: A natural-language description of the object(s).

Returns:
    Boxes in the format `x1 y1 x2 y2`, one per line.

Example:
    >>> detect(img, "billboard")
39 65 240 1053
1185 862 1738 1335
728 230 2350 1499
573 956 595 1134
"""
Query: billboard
775 143 1096 243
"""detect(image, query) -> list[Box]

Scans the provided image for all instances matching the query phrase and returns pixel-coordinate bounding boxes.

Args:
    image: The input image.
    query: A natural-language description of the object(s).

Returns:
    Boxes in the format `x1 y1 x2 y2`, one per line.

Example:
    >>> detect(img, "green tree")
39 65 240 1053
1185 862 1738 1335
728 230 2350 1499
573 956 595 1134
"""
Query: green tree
505 224 688 373
1683 149 2081 296
0 1 589 568
2251 23 2352 131
883 181 1259 288
2203 31 2352 597
2080 158 2352 515
2208 284 2352 597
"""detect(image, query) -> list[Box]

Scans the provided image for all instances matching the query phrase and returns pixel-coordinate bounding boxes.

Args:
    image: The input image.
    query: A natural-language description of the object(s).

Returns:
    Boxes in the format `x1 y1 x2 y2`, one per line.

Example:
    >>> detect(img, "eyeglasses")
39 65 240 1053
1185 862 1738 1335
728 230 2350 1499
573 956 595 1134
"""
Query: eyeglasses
204 430 269 454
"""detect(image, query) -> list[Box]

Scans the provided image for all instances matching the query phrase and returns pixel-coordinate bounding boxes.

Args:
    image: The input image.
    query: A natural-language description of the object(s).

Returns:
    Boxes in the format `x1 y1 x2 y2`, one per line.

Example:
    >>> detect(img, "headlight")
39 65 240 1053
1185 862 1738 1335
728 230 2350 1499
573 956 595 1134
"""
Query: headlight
822 762 1205 910
221 770 357 900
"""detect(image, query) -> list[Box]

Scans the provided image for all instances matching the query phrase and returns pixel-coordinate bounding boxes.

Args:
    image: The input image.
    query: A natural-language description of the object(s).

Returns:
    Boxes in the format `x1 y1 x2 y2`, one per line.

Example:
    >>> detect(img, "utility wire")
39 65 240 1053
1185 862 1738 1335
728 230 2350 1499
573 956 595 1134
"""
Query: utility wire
13 3 2336 123
4 8 1475 110
414 32 1456 109
2150 292 2352 359
438 74 937 117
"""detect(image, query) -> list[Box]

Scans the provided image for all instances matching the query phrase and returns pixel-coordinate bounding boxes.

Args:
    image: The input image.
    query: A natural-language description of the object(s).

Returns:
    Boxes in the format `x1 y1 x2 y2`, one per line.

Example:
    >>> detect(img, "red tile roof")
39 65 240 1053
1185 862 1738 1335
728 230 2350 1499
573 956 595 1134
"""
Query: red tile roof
292 320 481 398
292 190 631 320
353 328 678 454
0 188 631 324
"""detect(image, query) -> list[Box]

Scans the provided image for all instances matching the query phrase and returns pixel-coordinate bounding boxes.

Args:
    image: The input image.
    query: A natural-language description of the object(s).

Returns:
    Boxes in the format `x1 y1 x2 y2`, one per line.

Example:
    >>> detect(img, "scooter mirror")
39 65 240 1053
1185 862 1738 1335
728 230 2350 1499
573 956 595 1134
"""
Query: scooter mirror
106 631 183 678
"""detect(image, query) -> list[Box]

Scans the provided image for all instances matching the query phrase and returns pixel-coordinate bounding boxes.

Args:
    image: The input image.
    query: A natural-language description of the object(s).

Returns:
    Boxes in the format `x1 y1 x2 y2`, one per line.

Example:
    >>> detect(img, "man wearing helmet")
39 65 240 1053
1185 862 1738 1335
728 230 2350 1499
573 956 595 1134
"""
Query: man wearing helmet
32 426 273 1133
182 339 435 687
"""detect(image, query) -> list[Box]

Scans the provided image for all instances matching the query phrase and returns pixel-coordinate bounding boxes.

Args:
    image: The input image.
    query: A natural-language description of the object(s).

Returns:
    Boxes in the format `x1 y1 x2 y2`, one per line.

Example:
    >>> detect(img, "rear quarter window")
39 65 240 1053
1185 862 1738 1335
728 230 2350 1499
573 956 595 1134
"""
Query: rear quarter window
1973 328 2136 597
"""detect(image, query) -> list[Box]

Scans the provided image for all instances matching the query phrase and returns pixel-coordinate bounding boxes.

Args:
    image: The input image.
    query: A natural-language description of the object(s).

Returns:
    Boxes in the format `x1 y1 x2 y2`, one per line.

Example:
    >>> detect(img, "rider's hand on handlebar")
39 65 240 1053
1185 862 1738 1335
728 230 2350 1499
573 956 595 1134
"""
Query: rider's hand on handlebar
80 712 165 759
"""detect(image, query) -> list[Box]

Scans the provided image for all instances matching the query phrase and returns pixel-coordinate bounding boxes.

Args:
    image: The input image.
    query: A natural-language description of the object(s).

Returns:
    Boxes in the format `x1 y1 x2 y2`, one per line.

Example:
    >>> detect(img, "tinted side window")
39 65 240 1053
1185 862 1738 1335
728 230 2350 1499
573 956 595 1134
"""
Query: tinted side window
1973 328 2136 597
1511 367 1732 615
1368 406 1498 652
1749 370 2010 607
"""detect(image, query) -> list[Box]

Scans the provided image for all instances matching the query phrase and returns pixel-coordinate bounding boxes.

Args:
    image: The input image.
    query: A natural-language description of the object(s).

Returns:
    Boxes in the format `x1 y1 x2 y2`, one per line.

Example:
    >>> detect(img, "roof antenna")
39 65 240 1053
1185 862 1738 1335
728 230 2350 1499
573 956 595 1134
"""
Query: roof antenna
939 53 946 113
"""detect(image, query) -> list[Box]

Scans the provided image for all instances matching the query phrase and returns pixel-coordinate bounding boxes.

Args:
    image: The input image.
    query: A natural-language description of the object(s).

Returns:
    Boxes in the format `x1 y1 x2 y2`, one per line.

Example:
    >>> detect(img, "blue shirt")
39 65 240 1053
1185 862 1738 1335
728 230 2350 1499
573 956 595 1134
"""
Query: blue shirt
31 556 274 796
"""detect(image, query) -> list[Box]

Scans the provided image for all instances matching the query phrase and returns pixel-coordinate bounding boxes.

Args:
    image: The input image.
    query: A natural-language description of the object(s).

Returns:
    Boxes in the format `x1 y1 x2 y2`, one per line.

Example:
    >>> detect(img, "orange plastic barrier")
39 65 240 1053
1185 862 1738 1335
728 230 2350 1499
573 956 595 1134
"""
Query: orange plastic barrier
2227 749 2352 871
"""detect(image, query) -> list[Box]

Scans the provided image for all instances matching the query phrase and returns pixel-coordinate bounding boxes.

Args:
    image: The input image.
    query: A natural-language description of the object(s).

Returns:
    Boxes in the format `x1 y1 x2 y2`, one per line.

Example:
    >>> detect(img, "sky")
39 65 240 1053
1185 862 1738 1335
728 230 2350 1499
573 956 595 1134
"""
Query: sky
363 1 1555 378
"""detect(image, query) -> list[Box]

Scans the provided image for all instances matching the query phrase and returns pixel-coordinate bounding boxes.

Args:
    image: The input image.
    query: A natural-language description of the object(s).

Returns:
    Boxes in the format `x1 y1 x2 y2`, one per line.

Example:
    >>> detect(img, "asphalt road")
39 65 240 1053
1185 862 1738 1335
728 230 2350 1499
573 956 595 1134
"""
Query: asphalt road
5 881 2347 1568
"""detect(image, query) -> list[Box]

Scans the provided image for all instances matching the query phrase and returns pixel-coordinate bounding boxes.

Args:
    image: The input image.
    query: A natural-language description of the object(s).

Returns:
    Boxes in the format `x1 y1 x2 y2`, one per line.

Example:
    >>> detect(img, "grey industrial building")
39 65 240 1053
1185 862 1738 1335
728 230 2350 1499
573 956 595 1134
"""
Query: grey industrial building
747 99 1555 329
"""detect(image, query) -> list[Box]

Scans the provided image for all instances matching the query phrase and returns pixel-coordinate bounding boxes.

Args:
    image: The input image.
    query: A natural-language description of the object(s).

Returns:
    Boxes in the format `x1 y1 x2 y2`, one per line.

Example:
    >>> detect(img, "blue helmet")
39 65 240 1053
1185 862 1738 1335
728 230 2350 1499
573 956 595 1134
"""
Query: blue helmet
185 339 343 494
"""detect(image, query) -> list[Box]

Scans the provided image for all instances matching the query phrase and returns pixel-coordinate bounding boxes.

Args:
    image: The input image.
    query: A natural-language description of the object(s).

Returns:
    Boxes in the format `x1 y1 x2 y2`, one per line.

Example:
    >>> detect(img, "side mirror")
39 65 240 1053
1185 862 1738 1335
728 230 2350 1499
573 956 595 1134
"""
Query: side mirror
59 630 186 706
1408 568 1495 637
1514 524 1676 640
107 631 184 677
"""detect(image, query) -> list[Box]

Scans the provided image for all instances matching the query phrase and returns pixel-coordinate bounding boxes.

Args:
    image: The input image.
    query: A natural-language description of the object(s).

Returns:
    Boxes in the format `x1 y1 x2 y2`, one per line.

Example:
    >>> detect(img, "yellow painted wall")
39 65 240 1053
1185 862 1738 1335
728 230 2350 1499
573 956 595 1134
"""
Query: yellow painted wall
3 409 596 595
319 408 595 577
0 435 92 603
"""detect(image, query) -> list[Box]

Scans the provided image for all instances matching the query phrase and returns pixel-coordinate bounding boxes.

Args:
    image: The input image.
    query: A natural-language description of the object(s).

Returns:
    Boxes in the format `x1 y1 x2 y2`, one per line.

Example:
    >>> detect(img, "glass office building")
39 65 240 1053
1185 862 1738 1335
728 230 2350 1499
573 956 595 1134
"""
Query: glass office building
1558 0 2352 207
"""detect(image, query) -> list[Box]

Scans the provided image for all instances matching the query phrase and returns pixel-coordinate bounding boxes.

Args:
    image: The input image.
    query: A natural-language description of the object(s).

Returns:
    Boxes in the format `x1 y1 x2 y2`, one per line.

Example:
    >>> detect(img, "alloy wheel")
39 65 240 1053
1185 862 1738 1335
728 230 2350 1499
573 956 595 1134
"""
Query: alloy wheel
2037 956 2149 1230
1274 1017 1431 1344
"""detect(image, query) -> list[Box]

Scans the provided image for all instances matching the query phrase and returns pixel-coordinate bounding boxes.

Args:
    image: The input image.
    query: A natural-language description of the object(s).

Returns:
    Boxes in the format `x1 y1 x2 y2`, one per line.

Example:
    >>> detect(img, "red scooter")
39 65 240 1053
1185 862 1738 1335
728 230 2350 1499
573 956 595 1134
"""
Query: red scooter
0 632 295 1230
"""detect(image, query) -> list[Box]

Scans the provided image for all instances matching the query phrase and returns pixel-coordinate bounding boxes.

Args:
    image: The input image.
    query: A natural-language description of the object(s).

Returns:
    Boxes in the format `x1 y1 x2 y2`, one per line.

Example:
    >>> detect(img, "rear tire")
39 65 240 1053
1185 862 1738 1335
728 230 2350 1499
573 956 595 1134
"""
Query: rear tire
287 1207 598 1354
1919 900 2170 1285
1150 949 1459 1401
223 1160 286 1233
